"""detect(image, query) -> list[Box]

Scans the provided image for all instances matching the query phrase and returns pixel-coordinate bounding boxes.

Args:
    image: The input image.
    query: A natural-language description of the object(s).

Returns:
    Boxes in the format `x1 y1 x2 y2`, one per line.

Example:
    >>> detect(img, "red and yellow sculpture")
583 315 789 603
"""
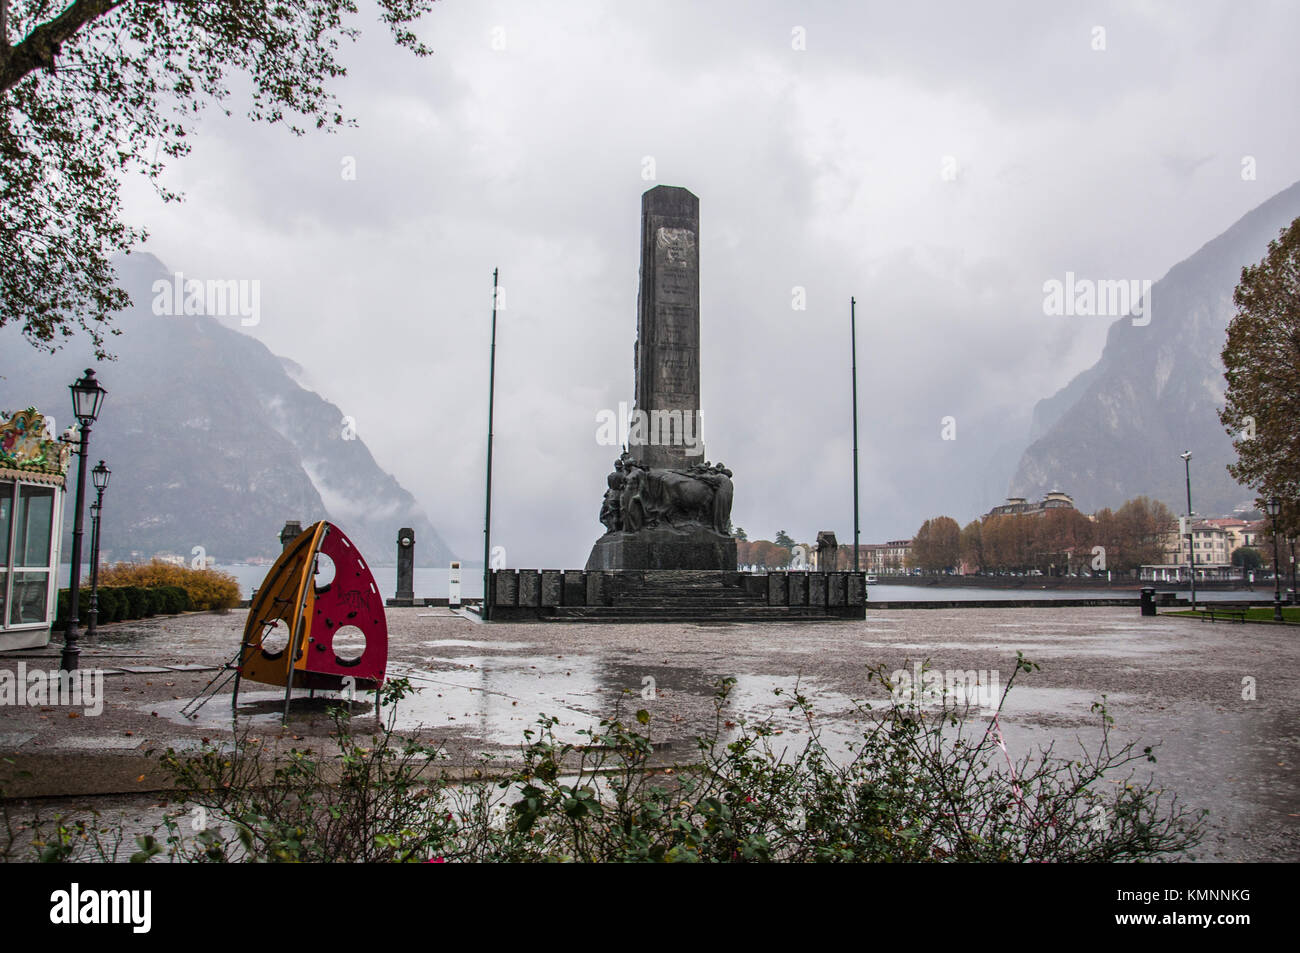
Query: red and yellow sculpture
235 521 388 717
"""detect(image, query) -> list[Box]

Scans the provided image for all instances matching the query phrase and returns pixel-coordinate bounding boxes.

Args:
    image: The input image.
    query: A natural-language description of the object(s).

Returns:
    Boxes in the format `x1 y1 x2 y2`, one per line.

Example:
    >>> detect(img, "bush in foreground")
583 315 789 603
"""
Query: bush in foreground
3 656 1206 863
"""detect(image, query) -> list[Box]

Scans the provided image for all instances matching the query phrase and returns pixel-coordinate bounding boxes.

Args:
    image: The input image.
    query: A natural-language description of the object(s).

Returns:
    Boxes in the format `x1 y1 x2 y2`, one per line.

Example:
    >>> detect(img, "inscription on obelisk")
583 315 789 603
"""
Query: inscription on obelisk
632 186 704 469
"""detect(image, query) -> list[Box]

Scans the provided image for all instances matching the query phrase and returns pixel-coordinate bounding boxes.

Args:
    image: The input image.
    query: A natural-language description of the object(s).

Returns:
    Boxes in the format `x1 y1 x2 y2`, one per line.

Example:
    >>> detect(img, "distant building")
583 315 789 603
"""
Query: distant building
984 490 1076 520
1142 520 1235 581
856 539 913 574
1202 517 1262 555
857 543 886 573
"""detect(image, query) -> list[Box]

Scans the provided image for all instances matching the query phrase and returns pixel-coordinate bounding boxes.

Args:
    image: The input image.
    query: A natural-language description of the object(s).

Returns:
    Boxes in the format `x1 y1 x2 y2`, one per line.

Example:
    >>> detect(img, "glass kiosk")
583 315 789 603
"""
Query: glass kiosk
0 409 70 652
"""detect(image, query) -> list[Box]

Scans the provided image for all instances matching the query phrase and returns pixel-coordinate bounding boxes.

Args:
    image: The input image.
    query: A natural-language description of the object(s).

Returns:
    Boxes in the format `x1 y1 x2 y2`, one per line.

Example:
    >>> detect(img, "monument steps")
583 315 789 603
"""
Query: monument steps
546 604 839 623
487 569 866 622
612 594 758 605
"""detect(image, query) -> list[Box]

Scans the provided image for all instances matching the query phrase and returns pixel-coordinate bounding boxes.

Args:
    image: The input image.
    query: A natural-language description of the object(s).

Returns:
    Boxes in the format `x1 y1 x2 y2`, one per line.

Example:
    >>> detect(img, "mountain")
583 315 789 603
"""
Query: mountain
1010 180 1300 517
0 252 452 566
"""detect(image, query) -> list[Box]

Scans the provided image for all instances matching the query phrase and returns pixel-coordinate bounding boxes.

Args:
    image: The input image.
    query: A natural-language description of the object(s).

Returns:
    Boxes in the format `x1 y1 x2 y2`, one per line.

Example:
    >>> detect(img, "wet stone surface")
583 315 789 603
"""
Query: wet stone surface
1 606 1296 861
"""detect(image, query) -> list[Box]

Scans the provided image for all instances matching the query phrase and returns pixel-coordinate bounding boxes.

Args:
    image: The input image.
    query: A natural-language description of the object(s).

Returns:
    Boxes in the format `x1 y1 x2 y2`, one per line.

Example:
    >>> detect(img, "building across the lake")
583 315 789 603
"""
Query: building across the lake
984 490 1077 520
1141 520 1236 582
856 539 913 574
1201 517 1263 554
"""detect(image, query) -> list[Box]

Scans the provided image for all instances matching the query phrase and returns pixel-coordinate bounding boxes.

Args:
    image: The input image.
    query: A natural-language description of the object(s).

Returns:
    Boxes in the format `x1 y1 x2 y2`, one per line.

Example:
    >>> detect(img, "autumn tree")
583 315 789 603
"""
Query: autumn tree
1114 496 1175 569
959 519 983 572
984 513 1036 571
911 516 961 572
980 515 1011 570
1220 217 1300 537
0 0 437 357
1092 508 1122 569
1033 508 1094 573
739 540 790 569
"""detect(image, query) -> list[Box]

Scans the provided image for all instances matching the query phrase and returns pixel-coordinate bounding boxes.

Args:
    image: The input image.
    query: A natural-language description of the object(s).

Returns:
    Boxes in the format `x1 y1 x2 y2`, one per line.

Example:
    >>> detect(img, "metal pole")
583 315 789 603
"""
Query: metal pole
851 296 860 572
61 425 91 672
1290 536 1296 606
1183 452 1195 610
482 268 499 621
1271 513 1283 621
86 493 104 640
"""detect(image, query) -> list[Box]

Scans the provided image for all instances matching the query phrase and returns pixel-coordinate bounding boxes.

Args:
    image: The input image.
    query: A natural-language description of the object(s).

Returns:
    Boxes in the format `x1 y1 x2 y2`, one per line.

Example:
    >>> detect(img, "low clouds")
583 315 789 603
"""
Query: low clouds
103 0 1300 563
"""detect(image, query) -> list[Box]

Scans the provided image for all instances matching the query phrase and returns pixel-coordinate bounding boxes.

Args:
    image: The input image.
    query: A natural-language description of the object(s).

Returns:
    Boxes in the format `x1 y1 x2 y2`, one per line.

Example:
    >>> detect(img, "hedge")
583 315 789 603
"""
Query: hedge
54 583 195 629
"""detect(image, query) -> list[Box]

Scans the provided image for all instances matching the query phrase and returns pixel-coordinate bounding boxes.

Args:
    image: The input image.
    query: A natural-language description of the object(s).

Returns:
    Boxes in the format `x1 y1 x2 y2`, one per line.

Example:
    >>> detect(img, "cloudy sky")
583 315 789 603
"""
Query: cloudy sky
114 0 1300 567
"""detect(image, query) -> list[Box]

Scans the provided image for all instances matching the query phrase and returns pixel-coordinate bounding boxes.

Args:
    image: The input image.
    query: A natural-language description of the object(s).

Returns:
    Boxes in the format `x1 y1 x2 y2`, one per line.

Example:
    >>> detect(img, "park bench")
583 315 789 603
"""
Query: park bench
1198 605 1248 624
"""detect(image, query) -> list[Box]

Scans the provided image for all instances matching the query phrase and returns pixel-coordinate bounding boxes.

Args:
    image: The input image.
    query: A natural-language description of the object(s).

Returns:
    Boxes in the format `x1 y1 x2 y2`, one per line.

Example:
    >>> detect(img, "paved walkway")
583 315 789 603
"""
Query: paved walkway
1 606 1296 861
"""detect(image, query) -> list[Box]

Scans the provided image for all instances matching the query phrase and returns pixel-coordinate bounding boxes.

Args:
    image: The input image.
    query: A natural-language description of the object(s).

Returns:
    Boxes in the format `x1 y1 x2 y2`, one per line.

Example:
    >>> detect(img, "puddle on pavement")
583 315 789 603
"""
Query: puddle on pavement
420 640 535 650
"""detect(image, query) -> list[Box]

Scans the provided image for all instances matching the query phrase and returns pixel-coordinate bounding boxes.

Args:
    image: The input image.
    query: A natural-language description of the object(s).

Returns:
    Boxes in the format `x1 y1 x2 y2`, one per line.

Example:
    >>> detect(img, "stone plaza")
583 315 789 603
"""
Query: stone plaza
1 605 1295 862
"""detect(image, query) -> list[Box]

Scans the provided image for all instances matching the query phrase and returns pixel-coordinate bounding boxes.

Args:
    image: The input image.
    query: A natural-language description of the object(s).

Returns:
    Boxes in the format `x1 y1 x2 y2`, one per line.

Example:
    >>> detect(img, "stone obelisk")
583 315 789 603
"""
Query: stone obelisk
632 185 705 469
586 186 737 571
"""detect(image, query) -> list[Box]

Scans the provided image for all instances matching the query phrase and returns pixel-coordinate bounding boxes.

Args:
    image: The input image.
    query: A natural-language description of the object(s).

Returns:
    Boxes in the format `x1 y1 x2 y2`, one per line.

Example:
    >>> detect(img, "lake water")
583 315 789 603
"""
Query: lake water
61 565 1271 603
210 570 1268 603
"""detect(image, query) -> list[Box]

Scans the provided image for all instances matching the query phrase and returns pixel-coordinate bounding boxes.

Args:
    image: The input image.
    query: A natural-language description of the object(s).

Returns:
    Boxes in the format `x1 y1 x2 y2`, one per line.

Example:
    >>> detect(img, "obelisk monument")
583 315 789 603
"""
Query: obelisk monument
586 186 737 571
632 186 705 469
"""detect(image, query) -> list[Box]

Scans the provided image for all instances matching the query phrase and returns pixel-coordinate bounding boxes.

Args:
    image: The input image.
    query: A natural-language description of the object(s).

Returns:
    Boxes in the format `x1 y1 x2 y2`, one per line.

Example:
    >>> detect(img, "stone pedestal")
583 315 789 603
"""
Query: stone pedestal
280 521 303 551
816 531 838 572
587 525 737 571
394 527 415 605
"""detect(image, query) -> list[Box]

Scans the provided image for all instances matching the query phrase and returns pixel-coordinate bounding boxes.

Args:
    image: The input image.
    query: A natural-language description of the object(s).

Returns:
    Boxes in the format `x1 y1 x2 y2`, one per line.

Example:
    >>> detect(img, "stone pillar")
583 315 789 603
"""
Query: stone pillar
395 528 415 604
631 186 704 470
816 531 838 572
585 186 736 572
280 521 303 551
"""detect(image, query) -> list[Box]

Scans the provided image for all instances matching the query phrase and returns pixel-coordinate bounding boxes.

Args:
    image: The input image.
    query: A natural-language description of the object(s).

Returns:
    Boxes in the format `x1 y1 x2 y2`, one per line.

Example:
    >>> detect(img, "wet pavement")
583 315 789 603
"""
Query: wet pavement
1 606 1296 861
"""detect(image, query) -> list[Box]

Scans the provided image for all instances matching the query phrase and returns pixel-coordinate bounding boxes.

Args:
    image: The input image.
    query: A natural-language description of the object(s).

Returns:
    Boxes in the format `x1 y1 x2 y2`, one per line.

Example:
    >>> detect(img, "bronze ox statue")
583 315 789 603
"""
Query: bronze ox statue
599 452 734 537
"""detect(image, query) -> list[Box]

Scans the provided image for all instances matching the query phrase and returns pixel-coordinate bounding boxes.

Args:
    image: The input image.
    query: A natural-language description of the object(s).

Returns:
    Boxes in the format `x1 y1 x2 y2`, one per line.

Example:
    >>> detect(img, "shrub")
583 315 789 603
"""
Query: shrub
11 657 1202 864
98 587 125 623
99 560 240 611
121 586 149 618
53 588 92 628
159 586 191 613
54 584 190 628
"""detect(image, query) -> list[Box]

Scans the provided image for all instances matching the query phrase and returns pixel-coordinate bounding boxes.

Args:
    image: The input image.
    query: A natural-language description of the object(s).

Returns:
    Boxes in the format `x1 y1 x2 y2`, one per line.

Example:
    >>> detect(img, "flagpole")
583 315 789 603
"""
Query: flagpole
482 268 499 620
851 296 861 572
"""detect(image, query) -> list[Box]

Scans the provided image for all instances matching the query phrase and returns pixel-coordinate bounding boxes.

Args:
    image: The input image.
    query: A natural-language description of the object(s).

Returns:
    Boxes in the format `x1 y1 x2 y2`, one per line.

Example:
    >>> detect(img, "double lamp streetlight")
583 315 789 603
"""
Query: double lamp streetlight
61 369 107 673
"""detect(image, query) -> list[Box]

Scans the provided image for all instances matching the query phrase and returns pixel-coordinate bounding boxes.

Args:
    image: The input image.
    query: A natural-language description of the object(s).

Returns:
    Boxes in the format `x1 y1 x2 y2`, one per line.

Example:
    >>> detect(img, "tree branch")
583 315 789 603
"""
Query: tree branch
0 0 127 93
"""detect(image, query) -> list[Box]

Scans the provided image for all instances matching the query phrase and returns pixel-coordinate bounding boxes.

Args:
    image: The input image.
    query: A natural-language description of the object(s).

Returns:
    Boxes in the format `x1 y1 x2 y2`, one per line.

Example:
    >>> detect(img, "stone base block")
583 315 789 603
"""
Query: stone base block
585 526 738 571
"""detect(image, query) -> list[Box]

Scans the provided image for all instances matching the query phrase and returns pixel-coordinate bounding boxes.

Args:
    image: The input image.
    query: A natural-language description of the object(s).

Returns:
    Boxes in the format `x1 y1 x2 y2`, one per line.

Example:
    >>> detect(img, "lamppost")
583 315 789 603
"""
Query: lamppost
85 461 111 641
1181 451 1196 610
1265 497 1283 621
1289 535 1297 606
61 369 107 672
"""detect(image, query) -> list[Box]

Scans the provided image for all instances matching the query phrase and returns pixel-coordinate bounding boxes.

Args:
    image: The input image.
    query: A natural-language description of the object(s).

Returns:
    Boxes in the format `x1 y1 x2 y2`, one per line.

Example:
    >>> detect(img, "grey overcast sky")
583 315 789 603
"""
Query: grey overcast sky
117 0 1300 567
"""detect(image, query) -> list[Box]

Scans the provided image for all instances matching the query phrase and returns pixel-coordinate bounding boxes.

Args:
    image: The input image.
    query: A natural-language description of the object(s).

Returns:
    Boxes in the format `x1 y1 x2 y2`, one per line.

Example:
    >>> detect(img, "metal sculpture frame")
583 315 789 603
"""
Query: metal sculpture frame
234 521 389 722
